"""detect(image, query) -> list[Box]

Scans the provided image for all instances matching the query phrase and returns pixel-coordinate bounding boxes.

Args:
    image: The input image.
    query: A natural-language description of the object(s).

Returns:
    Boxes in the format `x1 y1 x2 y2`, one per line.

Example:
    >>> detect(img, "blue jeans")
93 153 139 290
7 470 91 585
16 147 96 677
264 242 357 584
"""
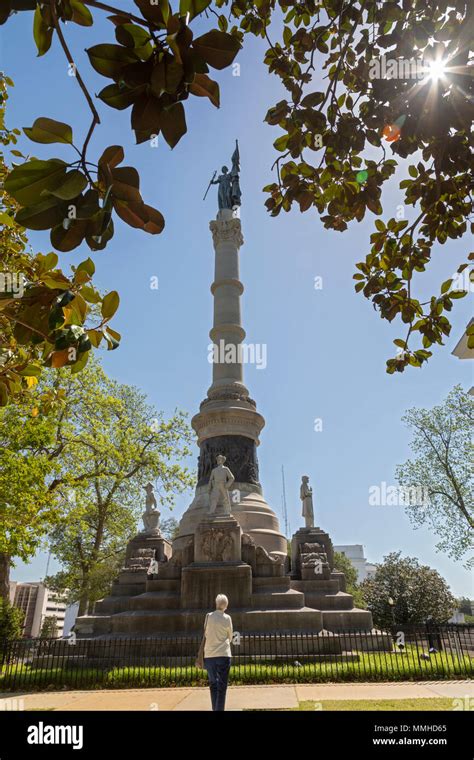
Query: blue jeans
204 656 231 711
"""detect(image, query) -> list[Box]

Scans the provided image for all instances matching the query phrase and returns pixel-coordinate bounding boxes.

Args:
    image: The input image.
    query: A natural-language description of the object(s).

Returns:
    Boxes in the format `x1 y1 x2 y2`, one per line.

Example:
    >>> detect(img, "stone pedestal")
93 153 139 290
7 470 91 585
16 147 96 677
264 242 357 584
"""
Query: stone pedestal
194 514 242 563
291 527 335 578
125 532 172 565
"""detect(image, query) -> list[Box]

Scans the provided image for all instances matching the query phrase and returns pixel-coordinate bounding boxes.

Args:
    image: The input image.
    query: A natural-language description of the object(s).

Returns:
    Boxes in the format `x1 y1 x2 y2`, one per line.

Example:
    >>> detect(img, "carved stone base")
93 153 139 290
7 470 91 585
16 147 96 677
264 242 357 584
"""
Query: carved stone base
291 527 335 579
125 533 172 566
194 514 242 563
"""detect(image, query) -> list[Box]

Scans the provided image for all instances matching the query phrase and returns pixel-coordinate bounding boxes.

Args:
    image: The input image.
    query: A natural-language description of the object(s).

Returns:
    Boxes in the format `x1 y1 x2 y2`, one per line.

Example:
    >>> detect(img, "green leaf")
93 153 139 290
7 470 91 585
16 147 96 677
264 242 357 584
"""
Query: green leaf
86 44 138 78
440 278 452 294
5 159 67 206
159 0 170 24
115 23 152 55
273 134 288 151
23 117 73 145
189 73 219 107
192 30 241 70
70 0 93 26
160 102 187 148
101 290 120 320
33 4 53 56
43 170 88 200
77 258 96 276
80 285 101 304
180 0 211 20
150 59 184 96
15 197 66 231
131 94 162 134
98 82 145 110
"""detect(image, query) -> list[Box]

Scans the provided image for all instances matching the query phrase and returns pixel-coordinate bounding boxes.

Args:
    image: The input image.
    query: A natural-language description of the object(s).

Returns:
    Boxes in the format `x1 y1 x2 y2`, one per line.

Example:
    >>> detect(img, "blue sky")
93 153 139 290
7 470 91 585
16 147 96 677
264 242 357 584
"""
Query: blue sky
2 6 472 597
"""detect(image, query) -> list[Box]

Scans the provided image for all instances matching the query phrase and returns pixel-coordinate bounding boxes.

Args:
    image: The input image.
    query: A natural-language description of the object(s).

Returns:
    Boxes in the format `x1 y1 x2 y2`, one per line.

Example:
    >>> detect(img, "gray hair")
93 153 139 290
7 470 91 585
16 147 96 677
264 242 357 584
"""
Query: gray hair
215 594 228 611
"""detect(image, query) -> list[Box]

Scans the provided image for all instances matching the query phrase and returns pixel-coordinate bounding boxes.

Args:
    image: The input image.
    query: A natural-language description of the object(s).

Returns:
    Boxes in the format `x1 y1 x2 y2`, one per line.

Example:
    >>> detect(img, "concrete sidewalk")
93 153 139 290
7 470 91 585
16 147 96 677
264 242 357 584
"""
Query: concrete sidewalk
1 681 472 711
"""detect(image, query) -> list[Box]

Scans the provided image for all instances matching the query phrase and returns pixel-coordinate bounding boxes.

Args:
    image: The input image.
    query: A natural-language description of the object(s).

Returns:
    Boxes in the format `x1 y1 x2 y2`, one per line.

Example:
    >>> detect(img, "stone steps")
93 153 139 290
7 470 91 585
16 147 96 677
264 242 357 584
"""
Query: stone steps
117 571 148 585
129 592 181 611
111 582 147 596
322 608 373 632
107 607 325 635
291 579 340 593
250 589 305 609
252 576 290 591
146 579 181 592
304 591 354 611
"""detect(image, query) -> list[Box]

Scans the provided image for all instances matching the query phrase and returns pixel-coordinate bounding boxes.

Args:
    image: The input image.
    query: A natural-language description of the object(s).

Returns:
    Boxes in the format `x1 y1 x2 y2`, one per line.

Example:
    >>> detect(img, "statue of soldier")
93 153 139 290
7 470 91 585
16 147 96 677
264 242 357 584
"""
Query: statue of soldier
300 475 314 529
208 454 235 515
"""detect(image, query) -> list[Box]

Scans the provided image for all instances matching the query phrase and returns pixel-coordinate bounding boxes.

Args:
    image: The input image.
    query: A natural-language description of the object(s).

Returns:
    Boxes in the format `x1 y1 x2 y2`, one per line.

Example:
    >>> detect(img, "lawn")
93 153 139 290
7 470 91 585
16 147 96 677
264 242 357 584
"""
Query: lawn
1 647 471 691
292 698 456 711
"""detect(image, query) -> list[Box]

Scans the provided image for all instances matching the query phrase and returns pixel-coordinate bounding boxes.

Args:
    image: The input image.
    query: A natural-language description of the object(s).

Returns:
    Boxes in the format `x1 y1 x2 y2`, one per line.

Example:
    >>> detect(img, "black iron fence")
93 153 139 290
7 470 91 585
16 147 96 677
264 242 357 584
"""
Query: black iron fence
0 625 472 691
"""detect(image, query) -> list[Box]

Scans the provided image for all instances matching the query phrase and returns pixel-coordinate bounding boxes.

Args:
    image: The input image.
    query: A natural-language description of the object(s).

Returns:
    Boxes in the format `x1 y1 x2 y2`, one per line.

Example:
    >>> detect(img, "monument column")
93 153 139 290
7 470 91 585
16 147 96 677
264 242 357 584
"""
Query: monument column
174 144 286 558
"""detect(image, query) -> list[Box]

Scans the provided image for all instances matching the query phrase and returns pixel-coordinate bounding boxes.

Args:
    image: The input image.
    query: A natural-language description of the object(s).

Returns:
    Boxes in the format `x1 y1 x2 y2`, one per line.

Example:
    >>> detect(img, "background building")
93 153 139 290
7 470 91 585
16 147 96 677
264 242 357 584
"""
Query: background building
334 545 377 582
9 581 69 638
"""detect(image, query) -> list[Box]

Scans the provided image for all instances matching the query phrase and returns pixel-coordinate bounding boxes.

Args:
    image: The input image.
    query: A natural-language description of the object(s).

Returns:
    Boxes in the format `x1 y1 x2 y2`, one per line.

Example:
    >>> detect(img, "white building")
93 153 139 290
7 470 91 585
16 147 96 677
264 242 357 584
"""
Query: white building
333 545 377 582
9 581 68 638
452 317 474 394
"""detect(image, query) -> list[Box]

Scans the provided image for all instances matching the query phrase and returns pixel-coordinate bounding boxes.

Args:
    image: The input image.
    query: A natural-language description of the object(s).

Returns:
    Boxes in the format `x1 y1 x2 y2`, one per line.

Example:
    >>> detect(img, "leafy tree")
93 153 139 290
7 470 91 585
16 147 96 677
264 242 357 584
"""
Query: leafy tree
42 359 194 615
333 550 366 609
2 1 473 373
396 385 473 567
0 357 194 607
0 392 62 600
360 551 456 627
0 74 122 405
0 597 24 642
457 596 473 616
39 614 59 638
160 516 180 541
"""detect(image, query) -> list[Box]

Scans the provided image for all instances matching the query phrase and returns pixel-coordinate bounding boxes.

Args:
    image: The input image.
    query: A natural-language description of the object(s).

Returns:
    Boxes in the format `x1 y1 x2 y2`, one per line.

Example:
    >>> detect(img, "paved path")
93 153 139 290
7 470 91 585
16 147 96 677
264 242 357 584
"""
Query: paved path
0 681 472 711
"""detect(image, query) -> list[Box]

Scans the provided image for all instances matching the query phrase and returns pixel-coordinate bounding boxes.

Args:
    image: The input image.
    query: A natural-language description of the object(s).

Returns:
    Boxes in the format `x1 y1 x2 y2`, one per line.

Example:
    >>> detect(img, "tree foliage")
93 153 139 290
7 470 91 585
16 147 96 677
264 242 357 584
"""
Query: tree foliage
39 614 59 638
0 387 63 599
333 550 366 608
0 74 122 405
396 385 473 567
41 358 194 614
2 1 473 374
0 357 194 608
360 551 456 627
0 597 25 642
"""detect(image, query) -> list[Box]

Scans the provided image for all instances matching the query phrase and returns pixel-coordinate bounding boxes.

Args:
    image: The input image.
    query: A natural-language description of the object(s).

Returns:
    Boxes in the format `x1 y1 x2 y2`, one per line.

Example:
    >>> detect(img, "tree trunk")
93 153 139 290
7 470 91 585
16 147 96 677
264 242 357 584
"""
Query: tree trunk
77 589 89 617
0 553 11 602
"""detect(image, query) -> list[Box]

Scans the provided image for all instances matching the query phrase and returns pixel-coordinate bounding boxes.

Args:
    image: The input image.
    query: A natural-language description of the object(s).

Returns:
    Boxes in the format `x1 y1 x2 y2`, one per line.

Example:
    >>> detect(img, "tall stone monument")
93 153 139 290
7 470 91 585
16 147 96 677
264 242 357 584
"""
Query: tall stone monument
74 144 380 648
174 140 286 559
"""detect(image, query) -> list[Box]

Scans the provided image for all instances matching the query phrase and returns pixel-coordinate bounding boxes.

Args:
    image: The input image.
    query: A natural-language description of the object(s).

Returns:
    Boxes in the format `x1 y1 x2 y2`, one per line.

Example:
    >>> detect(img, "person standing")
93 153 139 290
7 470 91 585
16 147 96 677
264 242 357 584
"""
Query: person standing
201 594 233 711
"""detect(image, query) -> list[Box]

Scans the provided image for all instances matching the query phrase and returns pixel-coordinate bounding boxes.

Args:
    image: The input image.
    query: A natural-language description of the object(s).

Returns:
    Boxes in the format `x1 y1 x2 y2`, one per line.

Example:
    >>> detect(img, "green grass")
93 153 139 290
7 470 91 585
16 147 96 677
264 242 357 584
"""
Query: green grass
1 648 471 692
279 698 456 711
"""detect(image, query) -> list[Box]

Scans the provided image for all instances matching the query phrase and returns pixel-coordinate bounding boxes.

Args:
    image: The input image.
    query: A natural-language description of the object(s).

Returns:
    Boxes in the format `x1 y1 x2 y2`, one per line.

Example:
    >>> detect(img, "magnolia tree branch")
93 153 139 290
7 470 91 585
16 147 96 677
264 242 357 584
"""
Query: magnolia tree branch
48 0 100 183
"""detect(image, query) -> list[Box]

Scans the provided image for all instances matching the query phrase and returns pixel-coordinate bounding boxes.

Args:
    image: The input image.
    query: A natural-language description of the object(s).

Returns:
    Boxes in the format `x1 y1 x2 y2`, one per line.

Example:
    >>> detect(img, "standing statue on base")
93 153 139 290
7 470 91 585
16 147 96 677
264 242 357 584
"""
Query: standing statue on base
203 140 242 211
300 475 314 529
209 455 235 515
142 482 161 534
